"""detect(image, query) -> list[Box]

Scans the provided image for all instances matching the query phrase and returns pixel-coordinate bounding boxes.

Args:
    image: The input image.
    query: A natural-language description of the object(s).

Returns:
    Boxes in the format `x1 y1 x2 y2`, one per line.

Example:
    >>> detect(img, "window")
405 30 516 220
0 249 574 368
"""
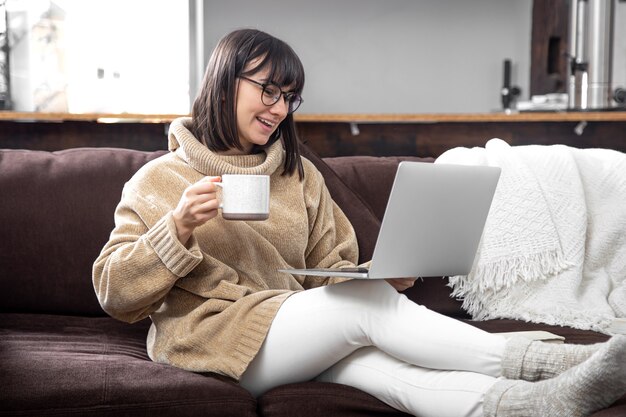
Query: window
5 0 189 114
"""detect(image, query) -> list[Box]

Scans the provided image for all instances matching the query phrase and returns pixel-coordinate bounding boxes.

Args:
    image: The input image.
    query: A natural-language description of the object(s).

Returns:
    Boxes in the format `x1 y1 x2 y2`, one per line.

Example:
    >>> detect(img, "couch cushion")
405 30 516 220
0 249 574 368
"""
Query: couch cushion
259 381 411 417
402 277 469 318
260 381 625 417
300 144 381 264
0 148 166 316
0 313 257 417
464 318 611 344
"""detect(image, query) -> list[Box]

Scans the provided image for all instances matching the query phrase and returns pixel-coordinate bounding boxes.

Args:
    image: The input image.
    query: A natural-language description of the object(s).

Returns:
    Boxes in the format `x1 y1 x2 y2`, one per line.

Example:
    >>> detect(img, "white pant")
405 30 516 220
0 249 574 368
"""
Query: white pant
239 279 506 417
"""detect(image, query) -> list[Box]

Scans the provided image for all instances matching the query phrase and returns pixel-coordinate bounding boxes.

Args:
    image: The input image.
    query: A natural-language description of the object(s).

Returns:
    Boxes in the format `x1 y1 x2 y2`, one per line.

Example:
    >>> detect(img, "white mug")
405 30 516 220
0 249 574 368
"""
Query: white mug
214 174 270 221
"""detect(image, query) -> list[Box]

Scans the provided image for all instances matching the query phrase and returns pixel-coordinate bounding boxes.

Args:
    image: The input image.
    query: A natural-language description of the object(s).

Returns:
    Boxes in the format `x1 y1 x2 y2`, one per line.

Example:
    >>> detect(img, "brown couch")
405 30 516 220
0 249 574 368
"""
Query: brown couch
1 144 624 417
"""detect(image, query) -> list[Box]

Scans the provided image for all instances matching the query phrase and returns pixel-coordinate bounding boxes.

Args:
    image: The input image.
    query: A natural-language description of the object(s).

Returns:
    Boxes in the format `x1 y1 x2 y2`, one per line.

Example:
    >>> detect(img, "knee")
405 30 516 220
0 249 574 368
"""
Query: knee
331 279 410 323
333 279 400 305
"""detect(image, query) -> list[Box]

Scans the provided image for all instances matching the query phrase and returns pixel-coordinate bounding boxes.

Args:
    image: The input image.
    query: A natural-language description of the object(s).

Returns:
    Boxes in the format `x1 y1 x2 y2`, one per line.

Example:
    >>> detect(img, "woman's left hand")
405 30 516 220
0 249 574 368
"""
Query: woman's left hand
385 277 417 292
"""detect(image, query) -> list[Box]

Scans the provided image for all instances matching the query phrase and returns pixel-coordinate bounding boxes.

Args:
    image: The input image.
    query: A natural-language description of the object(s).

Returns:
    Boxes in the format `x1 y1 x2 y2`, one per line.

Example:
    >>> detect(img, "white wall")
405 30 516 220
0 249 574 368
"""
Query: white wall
201 0 532 114
61 0 189 114
8 0 190 114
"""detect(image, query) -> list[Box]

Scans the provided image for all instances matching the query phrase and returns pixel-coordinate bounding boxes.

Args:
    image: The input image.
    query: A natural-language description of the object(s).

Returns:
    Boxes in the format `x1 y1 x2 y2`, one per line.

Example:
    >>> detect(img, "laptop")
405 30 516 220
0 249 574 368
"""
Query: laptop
279 161 501 279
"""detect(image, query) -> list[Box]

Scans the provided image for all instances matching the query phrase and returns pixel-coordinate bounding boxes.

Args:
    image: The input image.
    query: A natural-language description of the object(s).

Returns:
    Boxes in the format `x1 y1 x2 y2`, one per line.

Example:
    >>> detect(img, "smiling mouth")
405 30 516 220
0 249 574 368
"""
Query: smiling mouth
257 117 276 128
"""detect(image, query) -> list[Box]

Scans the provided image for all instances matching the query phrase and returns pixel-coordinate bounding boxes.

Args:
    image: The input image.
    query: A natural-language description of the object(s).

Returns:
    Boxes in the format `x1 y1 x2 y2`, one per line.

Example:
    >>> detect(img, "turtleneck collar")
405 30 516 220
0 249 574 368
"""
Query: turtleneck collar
168 117 285 176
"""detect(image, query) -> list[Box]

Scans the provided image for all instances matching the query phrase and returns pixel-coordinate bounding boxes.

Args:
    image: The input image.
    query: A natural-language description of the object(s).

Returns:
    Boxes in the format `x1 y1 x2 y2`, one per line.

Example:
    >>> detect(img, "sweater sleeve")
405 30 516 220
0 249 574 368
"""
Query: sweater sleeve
92 187 203 323
301 169 359 289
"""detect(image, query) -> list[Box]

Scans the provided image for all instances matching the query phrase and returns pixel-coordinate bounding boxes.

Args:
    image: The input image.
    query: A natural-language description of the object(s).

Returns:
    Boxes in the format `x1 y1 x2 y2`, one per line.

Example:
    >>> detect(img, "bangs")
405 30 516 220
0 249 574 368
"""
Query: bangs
240 37 305 92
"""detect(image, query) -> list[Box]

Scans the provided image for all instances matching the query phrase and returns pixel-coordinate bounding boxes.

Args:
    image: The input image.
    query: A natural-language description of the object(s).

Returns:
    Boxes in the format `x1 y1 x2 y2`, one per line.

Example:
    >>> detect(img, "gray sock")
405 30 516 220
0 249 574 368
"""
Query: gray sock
502 336 601 381
485 335 626 417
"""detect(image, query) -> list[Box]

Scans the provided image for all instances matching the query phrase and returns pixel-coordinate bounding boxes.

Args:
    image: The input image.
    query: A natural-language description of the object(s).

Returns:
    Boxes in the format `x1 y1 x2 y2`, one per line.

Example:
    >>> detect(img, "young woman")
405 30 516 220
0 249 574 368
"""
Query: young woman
93 28 626 417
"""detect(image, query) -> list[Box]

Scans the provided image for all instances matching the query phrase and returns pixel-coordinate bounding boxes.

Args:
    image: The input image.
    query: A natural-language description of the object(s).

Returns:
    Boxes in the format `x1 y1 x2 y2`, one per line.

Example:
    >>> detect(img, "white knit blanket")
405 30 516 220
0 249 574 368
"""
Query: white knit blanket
436 139 626 334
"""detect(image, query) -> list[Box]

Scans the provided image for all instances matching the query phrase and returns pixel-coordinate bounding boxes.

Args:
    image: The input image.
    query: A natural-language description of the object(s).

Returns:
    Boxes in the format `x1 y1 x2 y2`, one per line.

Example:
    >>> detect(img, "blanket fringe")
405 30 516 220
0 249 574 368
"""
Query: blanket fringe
448 249 574 319
451 248 573 294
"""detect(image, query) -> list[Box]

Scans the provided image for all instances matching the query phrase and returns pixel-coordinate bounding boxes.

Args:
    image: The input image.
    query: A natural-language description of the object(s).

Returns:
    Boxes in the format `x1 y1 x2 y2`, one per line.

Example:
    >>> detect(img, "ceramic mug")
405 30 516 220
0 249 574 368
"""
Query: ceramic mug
214 174 270 221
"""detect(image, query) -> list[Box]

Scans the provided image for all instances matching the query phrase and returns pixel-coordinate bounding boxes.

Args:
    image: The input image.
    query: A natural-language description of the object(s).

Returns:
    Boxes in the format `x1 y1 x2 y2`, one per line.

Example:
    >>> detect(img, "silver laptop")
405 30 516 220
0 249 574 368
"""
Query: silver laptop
279 161 501 279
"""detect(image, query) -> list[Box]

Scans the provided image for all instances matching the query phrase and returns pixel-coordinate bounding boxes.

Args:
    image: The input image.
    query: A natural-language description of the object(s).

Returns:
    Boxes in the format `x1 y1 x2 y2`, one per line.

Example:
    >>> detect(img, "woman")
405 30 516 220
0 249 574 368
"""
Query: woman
93 28 625 417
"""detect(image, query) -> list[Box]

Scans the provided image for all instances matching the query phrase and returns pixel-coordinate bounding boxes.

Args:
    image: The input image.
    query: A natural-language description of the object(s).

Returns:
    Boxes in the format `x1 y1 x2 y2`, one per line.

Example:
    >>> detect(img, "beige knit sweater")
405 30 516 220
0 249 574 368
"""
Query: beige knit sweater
93 117 358 380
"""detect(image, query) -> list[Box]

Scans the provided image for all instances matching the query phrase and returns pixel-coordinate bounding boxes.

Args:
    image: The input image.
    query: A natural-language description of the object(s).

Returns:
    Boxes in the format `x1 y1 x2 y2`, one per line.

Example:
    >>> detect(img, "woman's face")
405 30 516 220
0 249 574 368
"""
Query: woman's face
234 65 290 154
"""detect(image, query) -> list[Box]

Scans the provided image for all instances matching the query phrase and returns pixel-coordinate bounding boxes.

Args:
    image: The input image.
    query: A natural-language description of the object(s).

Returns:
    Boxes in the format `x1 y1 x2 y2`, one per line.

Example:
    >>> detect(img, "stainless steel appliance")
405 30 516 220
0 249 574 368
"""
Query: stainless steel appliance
568 0 626 110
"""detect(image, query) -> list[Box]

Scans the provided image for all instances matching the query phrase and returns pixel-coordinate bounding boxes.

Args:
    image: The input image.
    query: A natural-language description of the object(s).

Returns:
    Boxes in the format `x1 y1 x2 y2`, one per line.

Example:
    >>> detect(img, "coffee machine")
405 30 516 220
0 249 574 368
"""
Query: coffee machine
568 0 625 110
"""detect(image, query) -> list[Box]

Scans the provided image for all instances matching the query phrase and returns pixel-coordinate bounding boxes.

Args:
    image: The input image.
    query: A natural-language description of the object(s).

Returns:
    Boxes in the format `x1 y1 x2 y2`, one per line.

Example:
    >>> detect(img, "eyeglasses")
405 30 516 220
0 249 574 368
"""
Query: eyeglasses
238 76 303 114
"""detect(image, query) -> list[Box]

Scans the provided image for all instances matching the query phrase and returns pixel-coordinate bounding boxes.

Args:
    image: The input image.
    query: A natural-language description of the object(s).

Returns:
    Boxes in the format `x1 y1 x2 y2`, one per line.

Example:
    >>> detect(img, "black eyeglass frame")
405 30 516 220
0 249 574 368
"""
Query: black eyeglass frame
238 76 303 114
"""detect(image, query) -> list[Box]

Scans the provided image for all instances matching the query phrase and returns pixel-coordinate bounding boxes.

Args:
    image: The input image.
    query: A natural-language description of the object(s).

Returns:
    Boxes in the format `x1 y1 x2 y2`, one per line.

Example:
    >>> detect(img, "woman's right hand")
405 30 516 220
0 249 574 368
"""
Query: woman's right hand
172 176 221 246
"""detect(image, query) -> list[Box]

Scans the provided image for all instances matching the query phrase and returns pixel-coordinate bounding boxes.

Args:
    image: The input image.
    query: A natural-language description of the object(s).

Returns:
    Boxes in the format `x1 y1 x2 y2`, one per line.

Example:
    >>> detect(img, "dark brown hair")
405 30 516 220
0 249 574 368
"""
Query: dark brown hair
191 29 305 178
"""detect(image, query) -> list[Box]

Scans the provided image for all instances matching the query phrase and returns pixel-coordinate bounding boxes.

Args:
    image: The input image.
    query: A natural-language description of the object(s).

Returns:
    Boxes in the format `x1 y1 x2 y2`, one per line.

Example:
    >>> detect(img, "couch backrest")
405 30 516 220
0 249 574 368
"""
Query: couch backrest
0 148 167 316
0 147 466 319
323 156 432 221
0 146 381 316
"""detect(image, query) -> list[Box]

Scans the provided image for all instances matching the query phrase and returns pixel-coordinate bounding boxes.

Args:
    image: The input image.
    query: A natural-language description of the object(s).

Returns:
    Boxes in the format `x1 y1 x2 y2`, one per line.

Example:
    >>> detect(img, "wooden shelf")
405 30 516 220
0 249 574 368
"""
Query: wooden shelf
294 112 626 123
0 111 184 123
2 110 626 124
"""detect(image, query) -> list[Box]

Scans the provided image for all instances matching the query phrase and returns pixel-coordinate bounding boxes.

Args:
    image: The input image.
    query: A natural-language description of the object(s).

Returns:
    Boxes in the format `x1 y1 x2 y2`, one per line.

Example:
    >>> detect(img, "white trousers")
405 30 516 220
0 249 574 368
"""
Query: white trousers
239 279 506 417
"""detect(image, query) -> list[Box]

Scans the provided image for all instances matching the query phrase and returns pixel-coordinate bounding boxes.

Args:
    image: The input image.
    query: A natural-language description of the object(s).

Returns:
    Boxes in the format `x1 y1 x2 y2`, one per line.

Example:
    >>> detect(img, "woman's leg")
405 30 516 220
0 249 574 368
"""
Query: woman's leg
318 337 626 417
240 279 505 397
316 347 497 417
